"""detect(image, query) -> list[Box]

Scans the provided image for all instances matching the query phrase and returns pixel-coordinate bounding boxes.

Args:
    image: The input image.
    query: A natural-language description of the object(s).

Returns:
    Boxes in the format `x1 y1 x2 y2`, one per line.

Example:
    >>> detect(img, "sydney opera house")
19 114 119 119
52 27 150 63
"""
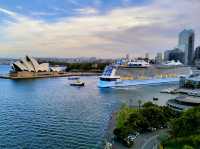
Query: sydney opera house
0 55 93 79
11 56 50 72
7 56 68 79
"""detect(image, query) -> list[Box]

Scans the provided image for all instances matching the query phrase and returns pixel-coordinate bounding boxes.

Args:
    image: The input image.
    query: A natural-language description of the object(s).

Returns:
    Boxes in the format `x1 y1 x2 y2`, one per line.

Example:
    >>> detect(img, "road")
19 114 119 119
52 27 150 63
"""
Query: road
141 134 159 149
112 129 167 149
133 129 167 149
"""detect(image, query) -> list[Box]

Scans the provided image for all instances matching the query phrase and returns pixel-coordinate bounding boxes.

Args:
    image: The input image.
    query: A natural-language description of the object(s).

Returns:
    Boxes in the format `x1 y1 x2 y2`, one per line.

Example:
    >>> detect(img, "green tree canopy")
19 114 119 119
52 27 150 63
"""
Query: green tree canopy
170 107 200 137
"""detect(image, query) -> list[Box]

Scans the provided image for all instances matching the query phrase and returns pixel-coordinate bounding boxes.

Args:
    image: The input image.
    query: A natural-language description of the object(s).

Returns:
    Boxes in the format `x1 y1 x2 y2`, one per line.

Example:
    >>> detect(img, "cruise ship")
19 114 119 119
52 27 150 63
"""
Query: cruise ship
98 60 192 88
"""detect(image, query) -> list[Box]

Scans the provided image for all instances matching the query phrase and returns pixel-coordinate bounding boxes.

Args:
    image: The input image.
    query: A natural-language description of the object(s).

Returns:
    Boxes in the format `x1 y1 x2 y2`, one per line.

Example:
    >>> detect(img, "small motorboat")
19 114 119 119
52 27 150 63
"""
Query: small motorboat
70 80 85 86
153 97 159 101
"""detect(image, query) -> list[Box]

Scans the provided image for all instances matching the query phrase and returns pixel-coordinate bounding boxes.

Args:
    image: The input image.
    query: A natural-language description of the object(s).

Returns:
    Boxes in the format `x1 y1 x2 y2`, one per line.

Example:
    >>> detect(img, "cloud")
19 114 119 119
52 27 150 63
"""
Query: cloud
93 0 102 7
68 0 80 6
51 7 66 13
0 8 17 17
122 0 131 6
0 0 199 58
16 6 23 10
30 11 59 17
74 7 99 15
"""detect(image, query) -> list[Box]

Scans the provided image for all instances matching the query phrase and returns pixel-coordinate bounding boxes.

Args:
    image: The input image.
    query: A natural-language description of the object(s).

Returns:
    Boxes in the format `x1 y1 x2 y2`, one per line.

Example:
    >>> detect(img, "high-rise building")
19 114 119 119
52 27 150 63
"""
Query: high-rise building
125 54 130 61
178 29 195 65
194 46 200 60
145 53 149 59
155 52 162 64
194 46 200 66
168 48 185 63
164 50 171 61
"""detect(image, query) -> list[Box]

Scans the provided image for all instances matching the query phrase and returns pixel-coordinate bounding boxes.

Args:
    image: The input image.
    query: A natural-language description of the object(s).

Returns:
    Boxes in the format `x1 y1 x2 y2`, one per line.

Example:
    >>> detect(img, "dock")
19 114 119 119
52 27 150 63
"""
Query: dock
160 87 178 94
0 72 101 80
160 87 200 97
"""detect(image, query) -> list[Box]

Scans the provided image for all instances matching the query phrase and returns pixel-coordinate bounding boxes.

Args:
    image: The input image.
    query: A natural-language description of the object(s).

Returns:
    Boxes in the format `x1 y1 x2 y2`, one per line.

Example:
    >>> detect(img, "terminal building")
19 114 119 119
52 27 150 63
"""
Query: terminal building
179 74 200 89
167 96 200 112
167 74 200 112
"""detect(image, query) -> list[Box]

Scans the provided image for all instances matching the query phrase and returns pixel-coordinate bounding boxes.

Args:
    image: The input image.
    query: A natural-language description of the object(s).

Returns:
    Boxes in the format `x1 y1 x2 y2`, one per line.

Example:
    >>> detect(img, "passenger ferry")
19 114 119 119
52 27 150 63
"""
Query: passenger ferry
98 60 192 88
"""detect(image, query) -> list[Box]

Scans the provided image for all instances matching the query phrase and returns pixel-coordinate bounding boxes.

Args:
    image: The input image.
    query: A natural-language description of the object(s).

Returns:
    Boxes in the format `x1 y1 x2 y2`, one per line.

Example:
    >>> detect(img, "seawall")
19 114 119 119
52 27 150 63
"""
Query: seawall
0 71 101 79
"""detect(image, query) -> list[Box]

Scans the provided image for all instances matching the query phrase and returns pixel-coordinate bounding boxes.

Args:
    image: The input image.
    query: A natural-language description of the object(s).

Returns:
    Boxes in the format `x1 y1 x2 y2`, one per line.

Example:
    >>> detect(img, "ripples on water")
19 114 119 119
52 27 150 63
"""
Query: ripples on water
0 65 177 149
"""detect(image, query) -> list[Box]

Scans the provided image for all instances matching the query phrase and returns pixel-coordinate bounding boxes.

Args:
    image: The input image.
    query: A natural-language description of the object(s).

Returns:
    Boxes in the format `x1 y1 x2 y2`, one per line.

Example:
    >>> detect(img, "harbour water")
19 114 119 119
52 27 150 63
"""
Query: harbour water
0 65 178 149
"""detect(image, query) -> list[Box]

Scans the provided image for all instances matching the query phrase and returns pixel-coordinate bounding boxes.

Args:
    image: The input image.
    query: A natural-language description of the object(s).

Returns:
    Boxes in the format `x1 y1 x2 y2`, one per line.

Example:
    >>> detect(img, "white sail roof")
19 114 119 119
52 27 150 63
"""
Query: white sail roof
12 56 50 72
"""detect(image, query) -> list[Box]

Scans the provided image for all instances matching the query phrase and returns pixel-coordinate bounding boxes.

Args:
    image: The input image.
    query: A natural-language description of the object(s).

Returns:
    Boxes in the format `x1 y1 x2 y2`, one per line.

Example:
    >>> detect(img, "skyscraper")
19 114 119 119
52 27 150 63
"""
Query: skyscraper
178 29 195 65
194 46 200 66
155 52 162 64
168 48 185 63
145 53 149 59
164 50 171 61
125 54 130 61
194 46 200 60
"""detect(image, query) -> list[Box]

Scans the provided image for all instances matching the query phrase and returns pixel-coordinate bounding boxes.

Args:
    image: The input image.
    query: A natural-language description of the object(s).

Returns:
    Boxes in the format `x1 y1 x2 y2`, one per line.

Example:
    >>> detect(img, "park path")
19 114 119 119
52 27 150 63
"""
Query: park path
111 129 167 149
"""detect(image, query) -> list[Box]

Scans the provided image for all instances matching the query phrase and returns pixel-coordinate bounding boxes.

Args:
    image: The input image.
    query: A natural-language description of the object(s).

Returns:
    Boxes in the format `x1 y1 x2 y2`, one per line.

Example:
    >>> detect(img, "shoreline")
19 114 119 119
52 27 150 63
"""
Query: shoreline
104 110 120 149
0 72 101 79
105 111 117 141
104 109 130 149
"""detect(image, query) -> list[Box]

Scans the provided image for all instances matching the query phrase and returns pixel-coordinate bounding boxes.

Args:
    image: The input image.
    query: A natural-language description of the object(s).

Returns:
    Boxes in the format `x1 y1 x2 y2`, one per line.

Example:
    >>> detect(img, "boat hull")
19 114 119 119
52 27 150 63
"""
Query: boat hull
98 77 179 88
70 83 85 86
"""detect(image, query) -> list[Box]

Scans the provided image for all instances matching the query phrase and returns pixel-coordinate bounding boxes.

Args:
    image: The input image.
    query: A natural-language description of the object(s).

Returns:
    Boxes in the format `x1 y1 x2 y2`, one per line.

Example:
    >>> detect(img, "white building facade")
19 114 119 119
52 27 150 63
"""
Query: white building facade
11 56 49 72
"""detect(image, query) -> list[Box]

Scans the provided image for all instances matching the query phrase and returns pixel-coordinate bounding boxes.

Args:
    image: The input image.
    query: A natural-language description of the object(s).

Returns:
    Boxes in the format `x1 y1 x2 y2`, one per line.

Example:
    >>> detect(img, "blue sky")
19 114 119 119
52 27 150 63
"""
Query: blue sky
0 0 199 58
0 0 151 22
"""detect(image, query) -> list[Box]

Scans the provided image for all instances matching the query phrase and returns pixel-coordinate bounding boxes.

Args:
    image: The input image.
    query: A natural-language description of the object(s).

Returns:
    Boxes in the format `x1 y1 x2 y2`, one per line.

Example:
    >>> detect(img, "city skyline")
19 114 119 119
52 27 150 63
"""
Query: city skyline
0 0 200 58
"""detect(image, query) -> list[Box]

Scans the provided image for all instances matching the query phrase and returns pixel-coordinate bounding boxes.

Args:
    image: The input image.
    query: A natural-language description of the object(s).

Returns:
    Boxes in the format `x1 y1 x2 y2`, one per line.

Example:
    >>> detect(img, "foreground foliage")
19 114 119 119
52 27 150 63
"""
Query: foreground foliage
163 107 200 148
114 102 200 148
114 102 177 139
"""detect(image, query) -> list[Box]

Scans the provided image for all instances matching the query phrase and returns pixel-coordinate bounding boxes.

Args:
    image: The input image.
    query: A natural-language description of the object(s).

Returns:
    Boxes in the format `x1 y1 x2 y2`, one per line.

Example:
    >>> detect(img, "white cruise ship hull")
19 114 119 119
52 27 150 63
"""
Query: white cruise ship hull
98 77 179 88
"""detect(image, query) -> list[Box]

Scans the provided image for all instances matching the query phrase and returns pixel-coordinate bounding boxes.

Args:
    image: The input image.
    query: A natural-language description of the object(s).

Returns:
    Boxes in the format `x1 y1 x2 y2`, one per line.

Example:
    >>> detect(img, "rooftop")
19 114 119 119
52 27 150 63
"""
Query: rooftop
175 96 200 104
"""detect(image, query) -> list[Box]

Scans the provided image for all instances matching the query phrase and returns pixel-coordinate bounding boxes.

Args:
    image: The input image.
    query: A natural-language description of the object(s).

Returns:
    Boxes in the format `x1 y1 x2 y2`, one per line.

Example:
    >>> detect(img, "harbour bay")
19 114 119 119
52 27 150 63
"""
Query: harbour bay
0 65 177 149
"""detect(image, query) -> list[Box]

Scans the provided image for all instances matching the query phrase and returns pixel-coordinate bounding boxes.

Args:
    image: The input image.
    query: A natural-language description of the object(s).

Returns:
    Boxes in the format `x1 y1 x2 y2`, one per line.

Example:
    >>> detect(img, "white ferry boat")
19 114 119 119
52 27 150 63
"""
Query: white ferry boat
98 60 192 88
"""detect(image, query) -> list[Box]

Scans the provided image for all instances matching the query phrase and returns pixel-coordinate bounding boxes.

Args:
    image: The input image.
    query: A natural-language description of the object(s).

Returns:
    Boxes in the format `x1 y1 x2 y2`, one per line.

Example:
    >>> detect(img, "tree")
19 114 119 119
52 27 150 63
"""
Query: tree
170 107 200 137
141 106 166 128
162 106 178 120
143 101 156 108
116 104 136 128
183 145 194 149
126 112 149 133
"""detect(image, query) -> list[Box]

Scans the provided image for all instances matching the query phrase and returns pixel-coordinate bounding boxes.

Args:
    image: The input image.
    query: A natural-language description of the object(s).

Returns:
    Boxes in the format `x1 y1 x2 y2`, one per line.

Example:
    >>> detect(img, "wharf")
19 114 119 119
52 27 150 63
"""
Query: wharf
161 87 200 97
0 72 101 80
